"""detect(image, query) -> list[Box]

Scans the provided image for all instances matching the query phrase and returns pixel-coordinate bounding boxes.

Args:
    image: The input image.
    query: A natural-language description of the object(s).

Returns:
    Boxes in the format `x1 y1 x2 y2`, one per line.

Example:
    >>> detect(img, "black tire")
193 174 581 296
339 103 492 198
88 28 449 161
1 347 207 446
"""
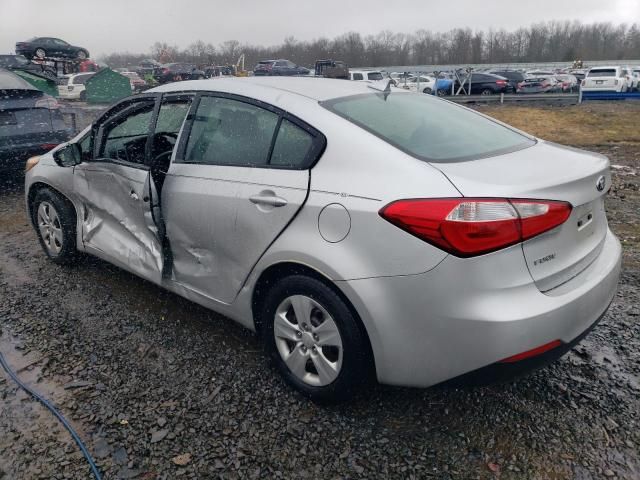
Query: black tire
422 87 433 94
31 188 78 265
481 88 494 95
77 50 88 60
34 48 46 59
79 90 87 101
260 274 372 403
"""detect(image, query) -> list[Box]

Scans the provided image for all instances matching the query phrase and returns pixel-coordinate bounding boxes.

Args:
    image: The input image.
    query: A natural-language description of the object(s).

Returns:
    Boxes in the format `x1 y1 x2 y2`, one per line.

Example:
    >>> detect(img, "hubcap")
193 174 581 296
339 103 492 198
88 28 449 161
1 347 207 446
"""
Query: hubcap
35 48 45 58
37 202 63 255
274 295 343 387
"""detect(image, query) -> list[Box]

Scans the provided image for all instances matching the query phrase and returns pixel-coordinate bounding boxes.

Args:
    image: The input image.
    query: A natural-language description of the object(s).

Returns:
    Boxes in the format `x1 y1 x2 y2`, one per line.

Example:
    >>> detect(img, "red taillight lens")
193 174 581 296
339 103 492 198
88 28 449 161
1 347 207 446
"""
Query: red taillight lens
379 198 572 257
40 143 59 150
495 80 506 85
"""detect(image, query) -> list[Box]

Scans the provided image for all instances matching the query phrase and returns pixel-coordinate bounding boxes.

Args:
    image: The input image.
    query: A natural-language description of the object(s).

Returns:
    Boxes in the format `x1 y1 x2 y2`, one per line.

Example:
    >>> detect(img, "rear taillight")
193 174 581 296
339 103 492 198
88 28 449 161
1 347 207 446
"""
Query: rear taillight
496 80 507 85
35 96 59 109
379 198 572 257
40 143 58 150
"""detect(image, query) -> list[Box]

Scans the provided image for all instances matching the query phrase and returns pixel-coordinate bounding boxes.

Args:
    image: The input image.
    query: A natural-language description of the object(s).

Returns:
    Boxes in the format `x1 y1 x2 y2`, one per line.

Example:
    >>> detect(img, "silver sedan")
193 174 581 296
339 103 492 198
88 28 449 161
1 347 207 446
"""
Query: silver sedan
24 77 621 402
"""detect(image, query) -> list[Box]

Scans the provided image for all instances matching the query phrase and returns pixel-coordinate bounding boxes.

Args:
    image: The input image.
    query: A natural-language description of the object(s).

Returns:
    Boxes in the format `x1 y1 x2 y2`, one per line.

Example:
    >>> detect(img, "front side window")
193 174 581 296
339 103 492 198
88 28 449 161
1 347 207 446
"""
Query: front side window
78 131 93 162
100 102 154 164
322 92 534 162
151 99 192 163
184 96 279 166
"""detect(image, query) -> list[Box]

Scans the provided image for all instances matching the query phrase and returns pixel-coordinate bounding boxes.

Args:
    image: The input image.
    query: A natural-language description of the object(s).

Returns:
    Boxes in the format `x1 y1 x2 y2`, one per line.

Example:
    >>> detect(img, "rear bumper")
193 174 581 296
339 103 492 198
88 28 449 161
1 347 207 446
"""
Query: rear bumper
338 228 622 387
582 86 623 93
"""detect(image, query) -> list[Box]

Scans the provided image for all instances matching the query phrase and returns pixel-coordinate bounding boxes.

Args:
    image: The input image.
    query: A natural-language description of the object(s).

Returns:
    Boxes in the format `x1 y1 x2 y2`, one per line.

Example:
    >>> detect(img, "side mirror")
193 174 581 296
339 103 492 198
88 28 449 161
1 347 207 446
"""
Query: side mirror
53 143 82 167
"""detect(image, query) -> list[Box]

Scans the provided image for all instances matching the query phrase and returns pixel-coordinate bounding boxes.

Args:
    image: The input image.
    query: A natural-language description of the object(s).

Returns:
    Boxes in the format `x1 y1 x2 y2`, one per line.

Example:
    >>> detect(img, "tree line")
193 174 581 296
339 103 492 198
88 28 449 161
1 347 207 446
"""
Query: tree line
100 21 640 69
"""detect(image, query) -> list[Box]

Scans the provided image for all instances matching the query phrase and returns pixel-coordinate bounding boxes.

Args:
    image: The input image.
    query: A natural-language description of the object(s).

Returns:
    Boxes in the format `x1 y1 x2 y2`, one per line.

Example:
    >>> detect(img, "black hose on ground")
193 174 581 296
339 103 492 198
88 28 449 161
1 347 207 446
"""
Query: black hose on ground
0 351 103 480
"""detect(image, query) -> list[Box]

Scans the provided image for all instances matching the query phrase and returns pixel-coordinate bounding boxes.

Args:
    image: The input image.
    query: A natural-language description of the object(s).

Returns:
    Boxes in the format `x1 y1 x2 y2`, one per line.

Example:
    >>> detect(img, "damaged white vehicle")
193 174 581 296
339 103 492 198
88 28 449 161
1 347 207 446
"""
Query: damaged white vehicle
25 77 621 402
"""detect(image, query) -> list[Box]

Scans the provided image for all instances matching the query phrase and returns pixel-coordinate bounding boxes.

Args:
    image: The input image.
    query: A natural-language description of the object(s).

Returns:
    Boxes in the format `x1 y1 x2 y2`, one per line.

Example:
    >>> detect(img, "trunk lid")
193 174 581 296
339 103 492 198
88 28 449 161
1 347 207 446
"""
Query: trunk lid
431 140 610 292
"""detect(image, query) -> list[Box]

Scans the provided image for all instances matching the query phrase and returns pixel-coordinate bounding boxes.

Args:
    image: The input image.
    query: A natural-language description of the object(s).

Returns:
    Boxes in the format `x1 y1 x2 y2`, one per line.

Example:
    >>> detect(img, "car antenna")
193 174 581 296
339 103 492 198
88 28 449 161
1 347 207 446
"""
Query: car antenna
368 79 392 100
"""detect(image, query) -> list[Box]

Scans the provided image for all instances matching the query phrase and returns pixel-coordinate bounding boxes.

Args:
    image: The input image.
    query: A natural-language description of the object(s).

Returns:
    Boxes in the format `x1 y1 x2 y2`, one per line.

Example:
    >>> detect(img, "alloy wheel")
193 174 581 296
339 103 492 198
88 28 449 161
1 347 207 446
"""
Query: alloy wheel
35 48 46 59
37 202 63 255
273 295 343 387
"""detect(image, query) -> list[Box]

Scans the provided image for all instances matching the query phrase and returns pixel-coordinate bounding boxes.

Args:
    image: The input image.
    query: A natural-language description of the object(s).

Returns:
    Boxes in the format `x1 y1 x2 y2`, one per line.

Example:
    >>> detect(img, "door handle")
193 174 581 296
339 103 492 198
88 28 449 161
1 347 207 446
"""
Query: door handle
249 194 287 208
130 190 139 201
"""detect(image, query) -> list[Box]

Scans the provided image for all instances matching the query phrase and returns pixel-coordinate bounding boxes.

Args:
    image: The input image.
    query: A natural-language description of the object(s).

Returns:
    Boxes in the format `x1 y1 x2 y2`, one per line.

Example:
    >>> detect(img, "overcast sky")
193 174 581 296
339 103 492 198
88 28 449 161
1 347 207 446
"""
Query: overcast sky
1 0 638 57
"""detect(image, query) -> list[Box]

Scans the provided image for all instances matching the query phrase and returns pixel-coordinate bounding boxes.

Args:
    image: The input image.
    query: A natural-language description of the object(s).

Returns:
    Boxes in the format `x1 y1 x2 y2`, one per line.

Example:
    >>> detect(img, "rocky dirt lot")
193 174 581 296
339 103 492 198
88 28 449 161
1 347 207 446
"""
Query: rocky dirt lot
0 102 639 479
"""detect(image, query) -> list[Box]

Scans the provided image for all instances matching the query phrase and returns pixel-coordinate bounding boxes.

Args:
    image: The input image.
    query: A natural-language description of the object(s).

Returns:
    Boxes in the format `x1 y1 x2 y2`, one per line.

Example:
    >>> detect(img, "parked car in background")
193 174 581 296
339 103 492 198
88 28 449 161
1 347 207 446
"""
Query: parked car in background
454 72 512 95
315 59 349 79
632 67 640 91
517 76 562 94
121 71 147 92
582 66 630 93
569 69 588 83
56 72 95 100
25 77 621 402
136 59 161 77
553 74 579 92
0 69 69 174
402 75 453 95
154 63 205 84
253 59 310 76
489 70 528 92
15 37 89 60
349 70 385 81
526 70 555 76
0 55 57 79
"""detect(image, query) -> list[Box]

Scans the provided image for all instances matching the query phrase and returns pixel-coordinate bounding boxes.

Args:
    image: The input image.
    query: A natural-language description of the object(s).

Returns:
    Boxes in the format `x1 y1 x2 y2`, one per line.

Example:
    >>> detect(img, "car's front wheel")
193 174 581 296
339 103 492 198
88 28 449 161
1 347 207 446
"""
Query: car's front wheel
34 48 46 59
31 188 78 265
76 50 88 60
260 274 372 403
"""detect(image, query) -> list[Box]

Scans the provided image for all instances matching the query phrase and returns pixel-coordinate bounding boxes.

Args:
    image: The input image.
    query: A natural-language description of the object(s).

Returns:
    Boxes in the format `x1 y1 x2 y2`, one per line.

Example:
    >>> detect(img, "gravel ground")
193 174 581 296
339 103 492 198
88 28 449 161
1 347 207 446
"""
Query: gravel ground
0 127 639 479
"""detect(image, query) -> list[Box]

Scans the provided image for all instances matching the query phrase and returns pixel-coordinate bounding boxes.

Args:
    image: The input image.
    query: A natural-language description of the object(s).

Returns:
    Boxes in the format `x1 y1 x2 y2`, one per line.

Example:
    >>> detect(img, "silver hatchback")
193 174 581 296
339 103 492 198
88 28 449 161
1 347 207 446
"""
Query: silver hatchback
25 78 621 402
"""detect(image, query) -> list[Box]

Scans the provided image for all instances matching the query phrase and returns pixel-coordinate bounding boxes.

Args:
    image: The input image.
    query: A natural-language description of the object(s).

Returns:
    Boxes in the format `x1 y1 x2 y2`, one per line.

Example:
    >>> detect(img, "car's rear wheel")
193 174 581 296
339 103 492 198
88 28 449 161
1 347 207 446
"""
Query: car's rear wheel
260 274 372 403
34 48 46 59
32 188 78 265
77 50 88 60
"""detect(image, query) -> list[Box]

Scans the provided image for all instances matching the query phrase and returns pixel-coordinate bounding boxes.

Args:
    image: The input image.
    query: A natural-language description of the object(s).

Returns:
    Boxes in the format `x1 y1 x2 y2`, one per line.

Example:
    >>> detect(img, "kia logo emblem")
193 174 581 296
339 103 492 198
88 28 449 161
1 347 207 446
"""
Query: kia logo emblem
596 176 606 192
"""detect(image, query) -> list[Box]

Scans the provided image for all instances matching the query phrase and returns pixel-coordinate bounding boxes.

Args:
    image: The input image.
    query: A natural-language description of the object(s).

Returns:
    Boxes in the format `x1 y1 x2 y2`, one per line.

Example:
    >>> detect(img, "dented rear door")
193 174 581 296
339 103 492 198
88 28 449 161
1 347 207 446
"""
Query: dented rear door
161 93 320 304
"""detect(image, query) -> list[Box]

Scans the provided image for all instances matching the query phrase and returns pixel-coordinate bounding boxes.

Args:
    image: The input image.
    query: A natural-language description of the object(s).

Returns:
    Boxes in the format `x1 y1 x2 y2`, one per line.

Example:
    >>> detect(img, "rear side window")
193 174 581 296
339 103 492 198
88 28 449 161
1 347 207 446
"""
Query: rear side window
322 92 534 163
184 96 279 166
367 72 383 81
270 119 314 168
73 74 93 85
352 73 363 80
588 69 617 77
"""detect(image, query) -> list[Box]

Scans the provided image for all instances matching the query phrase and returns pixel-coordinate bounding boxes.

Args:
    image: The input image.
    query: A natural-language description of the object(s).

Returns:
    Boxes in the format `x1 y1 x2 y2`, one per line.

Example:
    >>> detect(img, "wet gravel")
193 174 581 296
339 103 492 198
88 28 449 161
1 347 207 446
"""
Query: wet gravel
0 144 639 479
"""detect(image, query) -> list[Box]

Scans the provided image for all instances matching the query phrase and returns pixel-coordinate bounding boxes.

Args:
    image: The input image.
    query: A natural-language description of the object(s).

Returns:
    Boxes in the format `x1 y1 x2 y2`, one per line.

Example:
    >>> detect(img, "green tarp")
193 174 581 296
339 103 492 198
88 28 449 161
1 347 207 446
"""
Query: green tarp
85 68 131 104
12 70 58 97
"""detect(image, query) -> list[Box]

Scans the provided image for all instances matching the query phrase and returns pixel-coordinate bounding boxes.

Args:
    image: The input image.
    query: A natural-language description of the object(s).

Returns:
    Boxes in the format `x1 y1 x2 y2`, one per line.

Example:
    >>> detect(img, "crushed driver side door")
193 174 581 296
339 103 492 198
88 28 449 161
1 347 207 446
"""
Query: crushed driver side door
73 95 166 283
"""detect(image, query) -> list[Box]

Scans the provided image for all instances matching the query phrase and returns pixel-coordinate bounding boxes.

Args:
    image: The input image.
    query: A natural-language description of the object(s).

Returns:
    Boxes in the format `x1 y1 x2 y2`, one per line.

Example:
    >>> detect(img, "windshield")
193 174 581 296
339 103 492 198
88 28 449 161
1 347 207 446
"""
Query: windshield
322 92 534 162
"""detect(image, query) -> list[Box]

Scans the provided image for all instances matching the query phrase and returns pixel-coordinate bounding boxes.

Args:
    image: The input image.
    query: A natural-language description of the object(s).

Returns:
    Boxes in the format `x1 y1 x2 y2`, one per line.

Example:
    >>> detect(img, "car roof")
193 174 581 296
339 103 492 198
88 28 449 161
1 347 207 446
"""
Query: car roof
149 76 388 101
589 66 620 70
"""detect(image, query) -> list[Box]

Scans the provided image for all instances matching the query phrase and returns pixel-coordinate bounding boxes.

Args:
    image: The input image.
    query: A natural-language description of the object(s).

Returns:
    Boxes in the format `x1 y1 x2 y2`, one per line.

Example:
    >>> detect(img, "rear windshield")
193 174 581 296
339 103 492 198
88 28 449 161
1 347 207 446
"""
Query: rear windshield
322 92 534 162
588 69 617 77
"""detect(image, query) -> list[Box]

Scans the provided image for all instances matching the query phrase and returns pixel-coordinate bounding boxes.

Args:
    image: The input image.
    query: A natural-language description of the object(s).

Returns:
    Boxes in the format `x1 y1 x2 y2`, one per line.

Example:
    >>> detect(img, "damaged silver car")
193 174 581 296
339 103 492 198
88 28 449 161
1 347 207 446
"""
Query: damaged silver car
25 77 621 402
